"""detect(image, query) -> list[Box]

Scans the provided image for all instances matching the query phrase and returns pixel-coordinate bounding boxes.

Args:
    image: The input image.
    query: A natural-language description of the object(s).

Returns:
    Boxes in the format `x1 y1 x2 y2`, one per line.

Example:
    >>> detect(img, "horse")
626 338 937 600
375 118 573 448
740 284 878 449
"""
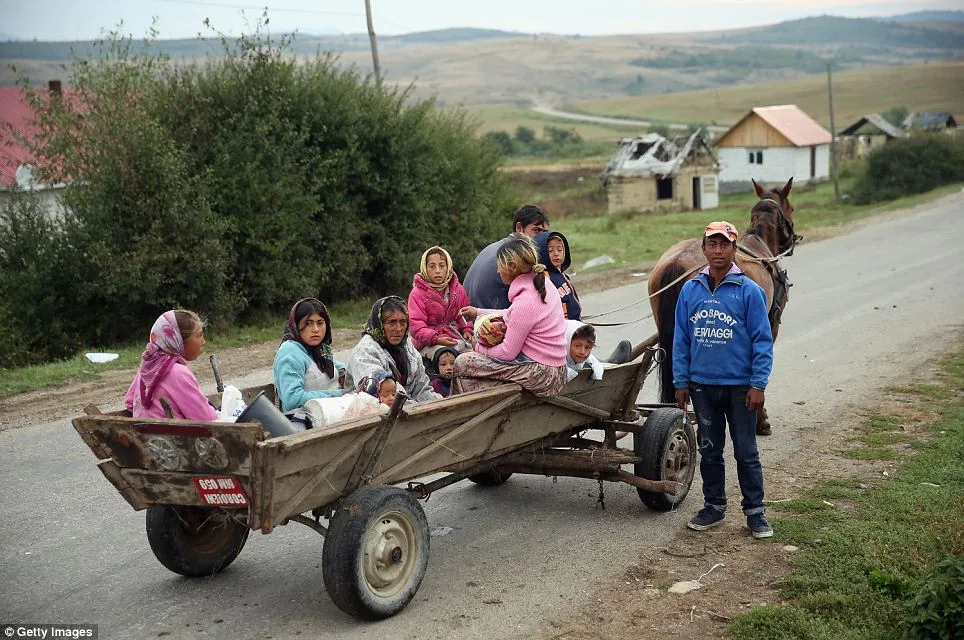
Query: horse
648 177 801 436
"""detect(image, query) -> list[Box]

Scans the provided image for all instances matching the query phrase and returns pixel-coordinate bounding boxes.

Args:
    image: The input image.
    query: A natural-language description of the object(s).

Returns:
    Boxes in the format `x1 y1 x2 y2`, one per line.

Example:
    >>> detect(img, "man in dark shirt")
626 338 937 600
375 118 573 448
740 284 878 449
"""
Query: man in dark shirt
462 204 550 309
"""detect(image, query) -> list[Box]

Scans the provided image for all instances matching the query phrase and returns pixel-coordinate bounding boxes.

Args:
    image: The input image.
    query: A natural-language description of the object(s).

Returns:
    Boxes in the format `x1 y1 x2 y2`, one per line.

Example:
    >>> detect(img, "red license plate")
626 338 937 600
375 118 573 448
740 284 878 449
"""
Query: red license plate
193 476 249 506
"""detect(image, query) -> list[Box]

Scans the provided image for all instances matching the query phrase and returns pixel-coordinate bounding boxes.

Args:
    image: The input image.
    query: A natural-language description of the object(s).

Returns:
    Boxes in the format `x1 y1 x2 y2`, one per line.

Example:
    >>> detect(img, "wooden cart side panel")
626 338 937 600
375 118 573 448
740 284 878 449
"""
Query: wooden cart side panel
105 467 254 510
71 416 264 473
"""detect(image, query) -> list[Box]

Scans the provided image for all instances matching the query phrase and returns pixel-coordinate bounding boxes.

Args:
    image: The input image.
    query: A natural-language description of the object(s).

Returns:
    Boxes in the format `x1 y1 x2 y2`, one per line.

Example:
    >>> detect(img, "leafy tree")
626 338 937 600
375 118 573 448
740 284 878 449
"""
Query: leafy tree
544 126 582 145
6 19 514 364
514 126 536 144
483 130 514 155
882 105 909 128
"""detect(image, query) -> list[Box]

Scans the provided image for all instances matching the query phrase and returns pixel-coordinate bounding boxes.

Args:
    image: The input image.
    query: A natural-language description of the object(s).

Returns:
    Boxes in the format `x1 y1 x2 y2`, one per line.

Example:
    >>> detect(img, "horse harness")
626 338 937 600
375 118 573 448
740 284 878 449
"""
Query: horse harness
740 197 802 328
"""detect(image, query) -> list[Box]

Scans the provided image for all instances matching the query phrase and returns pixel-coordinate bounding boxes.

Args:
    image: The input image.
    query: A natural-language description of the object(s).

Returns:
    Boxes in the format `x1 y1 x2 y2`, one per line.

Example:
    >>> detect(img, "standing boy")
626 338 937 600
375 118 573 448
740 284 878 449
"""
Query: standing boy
534 230 581 320
673 221 775 539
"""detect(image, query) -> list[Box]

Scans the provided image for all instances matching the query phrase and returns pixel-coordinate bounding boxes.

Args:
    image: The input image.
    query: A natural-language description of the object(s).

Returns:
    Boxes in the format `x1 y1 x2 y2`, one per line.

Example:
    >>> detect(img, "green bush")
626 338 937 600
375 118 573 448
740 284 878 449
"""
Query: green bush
851 134 964 204
3 23 513 365
901 556 964 640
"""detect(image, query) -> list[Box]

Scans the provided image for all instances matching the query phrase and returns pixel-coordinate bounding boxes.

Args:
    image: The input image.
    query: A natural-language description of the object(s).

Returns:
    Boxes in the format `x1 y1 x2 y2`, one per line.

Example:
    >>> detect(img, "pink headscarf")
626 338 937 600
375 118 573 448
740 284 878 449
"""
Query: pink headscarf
136 311 186 407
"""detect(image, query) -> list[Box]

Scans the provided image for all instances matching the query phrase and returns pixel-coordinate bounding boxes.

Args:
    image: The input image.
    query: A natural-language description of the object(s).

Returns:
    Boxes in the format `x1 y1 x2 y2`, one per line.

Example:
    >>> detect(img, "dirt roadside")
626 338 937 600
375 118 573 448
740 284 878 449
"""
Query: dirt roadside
528 354 951 640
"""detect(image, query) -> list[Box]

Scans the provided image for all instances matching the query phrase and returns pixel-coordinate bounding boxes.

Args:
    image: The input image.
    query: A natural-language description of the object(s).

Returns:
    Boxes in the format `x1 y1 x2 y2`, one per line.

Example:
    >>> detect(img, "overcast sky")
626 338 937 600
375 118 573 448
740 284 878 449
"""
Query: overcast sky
1 0 959 41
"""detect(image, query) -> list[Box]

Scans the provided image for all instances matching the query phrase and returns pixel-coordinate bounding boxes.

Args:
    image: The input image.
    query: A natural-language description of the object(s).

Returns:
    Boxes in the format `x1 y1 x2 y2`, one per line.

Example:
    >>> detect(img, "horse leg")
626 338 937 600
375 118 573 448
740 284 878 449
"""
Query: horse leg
756 406 772 436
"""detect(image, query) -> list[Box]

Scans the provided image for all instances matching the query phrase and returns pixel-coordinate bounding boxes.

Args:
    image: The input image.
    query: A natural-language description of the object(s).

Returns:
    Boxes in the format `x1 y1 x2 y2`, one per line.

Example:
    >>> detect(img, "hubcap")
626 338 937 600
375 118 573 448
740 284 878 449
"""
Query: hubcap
663 428 693 486
362 510 418 597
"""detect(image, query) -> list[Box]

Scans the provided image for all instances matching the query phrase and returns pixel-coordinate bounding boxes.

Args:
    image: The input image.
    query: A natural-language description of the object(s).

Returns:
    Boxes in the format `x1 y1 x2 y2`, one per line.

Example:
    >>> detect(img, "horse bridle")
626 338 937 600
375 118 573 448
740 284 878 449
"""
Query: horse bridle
752 197 803 257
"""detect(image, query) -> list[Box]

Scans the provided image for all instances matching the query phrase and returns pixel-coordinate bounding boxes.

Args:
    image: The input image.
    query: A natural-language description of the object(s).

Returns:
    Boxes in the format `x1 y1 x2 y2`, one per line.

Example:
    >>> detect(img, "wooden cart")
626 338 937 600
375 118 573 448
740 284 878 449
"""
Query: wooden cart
73 334 696 620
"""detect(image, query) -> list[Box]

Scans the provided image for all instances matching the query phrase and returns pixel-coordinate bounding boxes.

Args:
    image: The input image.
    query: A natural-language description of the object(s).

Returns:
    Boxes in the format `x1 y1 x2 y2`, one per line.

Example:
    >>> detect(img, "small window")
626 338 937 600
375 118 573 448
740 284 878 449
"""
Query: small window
656 177 673 200
756 150 764 164
748 151 755 164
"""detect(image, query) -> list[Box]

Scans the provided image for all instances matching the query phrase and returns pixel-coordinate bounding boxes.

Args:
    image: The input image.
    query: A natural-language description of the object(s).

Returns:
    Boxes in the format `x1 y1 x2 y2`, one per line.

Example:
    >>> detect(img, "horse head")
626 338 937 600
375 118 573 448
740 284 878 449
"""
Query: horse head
749 177 801 257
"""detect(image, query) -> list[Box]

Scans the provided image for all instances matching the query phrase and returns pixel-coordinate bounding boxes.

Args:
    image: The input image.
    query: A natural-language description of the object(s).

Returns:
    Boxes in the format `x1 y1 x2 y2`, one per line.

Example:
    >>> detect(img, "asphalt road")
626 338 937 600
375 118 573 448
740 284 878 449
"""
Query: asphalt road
530 105 731 134
2 192 962 639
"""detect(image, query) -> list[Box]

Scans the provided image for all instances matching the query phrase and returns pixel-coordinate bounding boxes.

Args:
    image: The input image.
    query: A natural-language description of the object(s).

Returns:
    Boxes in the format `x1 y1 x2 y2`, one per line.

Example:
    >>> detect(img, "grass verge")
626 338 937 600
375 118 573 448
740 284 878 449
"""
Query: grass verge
728 349 964 640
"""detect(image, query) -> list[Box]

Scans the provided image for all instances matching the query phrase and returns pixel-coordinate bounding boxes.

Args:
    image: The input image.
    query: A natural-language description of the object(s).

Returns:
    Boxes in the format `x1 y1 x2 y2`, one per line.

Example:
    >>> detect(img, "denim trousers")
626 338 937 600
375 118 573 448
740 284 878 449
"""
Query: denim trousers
690 384 765 515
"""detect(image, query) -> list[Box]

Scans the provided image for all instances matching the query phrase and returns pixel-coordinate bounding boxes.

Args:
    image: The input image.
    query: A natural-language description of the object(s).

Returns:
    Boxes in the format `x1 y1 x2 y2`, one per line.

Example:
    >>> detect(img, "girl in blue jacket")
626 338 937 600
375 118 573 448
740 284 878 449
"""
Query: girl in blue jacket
534 230 581 320
273 298 346 412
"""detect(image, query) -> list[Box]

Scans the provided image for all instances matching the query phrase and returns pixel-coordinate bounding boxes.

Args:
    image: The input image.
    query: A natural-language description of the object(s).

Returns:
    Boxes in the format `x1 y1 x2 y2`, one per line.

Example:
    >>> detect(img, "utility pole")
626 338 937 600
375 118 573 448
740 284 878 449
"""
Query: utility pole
364 0 381 87
826 62 840 202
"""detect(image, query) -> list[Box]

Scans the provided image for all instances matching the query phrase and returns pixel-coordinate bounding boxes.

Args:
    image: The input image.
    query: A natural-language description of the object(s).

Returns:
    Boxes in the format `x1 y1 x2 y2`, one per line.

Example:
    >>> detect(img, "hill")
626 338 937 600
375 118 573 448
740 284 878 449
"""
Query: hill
564 61 964 130
888 10 964 23
1 15 962 107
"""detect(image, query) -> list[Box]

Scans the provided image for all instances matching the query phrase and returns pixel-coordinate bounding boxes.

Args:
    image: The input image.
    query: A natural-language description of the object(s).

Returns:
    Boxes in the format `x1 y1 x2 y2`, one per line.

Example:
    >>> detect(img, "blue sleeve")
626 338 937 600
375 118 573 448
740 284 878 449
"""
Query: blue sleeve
672 283 693 389
745 283 774 389
273 343 344 412
334 359 346 372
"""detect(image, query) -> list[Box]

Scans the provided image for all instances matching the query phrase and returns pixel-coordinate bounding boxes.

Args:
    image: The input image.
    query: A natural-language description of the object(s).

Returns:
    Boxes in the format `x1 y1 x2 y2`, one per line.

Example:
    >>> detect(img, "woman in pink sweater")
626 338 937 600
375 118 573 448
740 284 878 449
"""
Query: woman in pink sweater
125 310 218 421
453 235 568 397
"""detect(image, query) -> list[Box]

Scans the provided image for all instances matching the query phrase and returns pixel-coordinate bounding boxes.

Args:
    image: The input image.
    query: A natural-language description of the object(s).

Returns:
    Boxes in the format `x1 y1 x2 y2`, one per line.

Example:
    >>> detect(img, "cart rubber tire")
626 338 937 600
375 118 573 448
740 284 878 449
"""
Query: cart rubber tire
145 506 249 577
322 485 430 620
634 407 697 511
467 471 513 486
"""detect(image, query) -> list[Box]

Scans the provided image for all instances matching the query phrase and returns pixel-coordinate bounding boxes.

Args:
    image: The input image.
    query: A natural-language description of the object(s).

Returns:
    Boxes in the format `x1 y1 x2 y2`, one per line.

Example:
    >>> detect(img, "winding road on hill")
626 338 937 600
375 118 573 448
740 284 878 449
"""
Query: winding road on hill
2 192 963 639
531 104 731 134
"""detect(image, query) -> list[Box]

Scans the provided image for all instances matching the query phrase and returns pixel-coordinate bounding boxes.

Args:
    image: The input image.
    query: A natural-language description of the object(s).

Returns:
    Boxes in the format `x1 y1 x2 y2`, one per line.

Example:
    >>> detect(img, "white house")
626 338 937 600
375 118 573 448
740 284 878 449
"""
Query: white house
714 105 831 192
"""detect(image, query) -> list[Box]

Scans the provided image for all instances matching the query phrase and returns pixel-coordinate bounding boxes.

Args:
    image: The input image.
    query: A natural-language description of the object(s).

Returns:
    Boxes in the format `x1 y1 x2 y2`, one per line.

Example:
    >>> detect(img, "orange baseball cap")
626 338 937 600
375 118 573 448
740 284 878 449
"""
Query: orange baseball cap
704 220 738 241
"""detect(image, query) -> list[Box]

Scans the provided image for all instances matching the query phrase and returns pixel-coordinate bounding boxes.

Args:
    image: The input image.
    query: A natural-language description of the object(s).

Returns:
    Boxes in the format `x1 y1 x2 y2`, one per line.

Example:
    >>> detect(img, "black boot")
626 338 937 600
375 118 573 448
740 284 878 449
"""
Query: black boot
603 340 633 365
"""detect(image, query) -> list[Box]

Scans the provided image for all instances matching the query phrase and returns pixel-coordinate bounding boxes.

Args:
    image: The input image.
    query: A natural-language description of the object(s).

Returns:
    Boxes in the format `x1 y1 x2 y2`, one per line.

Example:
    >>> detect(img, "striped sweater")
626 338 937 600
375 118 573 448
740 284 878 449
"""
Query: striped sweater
476 271 567 366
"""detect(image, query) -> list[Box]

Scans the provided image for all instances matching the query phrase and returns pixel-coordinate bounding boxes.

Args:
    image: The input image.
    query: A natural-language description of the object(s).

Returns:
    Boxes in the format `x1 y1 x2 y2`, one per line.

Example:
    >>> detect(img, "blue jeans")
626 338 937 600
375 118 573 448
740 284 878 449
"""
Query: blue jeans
690 384 765 516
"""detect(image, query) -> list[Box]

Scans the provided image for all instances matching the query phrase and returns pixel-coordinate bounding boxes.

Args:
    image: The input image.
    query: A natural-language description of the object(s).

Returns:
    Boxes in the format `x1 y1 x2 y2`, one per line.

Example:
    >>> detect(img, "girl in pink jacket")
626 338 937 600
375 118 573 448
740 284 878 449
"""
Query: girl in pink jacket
408 245 473 359
125 310 218 421
453 235 568 397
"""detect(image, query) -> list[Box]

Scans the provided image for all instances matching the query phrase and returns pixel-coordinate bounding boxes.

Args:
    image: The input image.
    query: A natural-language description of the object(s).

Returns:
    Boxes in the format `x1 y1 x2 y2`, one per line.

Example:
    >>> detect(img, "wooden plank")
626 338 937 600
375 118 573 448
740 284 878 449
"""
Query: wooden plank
370 392 521 484
71 415 263 473
540 395 611 421
343 389 409 494
271 430 373 524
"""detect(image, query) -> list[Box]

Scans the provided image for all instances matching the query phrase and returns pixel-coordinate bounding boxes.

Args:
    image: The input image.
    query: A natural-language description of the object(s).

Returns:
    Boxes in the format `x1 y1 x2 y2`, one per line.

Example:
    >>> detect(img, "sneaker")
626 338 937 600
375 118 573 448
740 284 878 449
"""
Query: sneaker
687 507 726 531
747 514 773 539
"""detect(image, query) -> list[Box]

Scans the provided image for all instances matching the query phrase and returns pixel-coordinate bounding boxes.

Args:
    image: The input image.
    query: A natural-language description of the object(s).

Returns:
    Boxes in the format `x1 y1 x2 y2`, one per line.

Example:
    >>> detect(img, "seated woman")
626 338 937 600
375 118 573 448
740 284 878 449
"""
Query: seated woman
346 296 442 403
125 309 218 421
273 298 346 413
454 235 568 397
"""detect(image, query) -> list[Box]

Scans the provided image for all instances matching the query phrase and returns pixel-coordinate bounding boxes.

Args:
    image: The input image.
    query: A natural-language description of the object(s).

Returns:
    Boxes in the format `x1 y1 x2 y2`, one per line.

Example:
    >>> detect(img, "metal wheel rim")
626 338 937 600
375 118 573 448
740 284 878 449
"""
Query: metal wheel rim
173 507 241 554
662 428 693 486
361 508 419 598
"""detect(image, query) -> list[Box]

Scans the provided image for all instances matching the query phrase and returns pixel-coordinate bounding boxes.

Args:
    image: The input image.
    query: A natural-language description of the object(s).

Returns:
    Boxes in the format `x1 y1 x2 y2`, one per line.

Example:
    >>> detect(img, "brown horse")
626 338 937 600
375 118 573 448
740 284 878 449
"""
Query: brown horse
648 177 801 435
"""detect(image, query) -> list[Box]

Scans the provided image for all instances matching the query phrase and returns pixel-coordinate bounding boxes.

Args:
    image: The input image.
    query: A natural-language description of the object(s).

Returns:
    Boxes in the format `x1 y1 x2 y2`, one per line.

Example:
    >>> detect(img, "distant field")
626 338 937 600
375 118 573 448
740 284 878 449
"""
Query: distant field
565 61 964 128
463 103 643 141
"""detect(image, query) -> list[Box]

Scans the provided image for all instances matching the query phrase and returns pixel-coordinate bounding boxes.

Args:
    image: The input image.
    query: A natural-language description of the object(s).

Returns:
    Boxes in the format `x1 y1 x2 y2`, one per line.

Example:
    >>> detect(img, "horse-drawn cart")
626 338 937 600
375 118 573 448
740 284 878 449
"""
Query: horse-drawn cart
72 334 696 620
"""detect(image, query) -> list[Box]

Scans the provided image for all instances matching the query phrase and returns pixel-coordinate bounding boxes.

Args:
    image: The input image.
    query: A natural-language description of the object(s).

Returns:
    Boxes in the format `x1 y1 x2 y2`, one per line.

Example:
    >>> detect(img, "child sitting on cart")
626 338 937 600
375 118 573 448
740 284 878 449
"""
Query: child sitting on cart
534 230 581 320
565 321 604 382
273 298 346 413
429 347 459 398
408 245 474 371
357 370 399 407
125 309 218 421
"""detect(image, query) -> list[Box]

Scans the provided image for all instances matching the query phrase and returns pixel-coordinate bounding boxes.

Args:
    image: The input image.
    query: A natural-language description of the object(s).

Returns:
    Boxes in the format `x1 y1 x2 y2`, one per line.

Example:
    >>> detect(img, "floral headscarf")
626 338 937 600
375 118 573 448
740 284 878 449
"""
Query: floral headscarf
282 298 336 379
418 245 454 292
363 296 410 386
137 311 186 407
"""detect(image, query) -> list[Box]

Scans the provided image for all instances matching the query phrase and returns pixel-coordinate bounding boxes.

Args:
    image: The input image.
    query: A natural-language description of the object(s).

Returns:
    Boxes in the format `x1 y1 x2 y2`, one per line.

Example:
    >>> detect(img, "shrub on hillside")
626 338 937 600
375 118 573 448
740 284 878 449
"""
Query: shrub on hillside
851 134 964 204
5 23 513 365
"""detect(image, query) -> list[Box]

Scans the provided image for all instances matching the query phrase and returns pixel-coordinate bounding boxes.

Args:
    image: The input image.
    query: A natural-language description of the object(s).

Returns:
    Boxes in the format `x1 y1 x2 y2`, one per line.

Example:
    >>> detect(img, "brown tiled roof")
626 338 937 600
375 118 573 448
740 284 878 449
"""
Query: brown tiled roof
751 105 832 147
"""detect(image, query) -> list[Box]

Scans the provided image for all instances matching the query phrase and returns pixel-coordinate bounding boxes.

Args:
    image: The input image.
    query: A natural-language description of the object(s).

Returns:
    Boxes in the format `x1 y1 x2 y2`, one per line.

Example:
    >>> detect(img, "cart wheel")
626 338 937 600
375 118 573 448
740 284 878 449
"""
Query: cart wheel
634 407 696 511
322 485 430 620
467 471 513 486
145 506 249 577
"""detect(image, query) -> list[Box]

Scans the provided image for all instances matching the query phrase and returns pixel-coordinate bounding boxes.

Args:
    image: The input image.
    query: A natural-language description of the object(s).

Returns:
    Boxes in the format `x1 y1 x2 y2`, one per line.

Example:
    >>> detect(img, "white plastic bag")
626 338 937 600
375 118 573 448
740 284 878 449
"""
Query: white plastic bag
217 385 247 422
